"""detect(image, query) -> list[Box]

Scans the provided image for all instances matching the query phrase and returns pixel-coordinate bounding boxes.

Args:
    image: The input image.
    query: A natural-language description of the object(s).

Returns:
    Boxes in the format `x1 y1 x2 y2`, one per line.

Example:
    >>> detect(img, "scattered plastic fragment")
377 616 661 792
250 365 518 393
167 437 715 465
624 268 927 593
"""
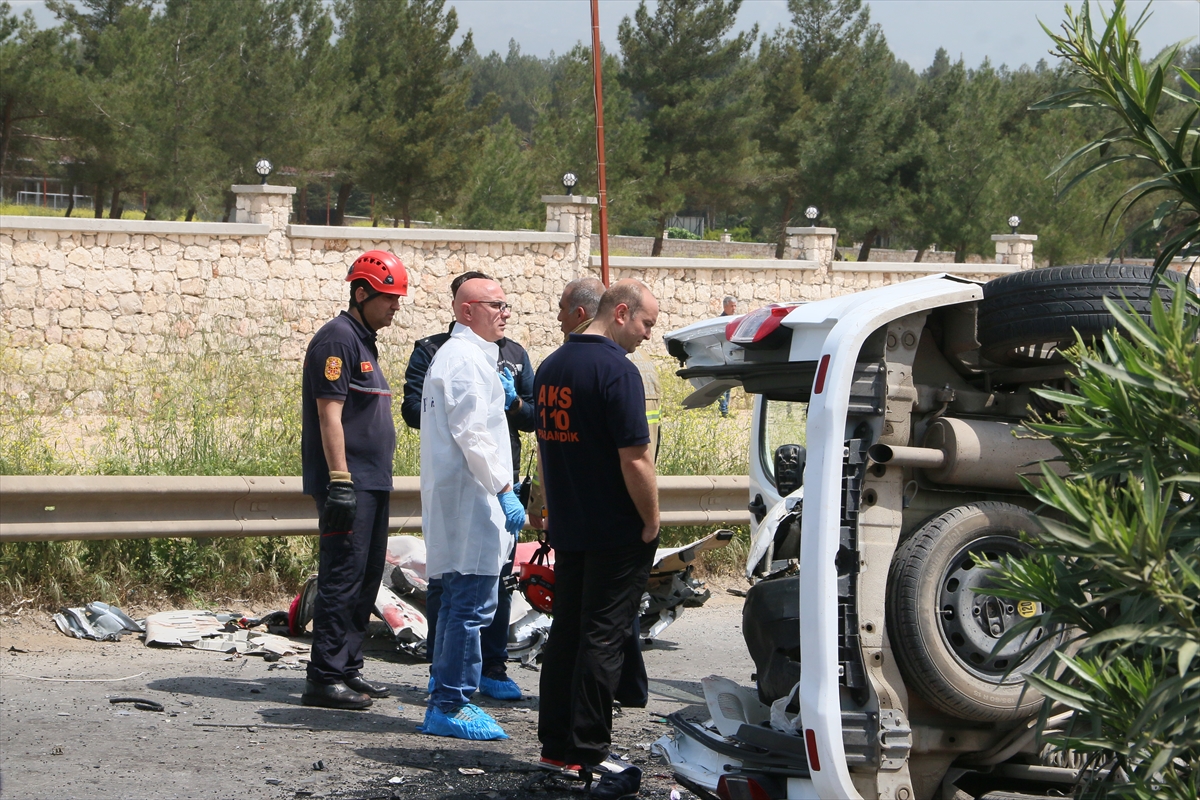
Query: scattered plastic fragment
265 778 283 785
53 602 143 641
50 746 64 755
109 697 164 712
312 760 325 771
458 767 485 775
671 788 682 800
388 777 405 784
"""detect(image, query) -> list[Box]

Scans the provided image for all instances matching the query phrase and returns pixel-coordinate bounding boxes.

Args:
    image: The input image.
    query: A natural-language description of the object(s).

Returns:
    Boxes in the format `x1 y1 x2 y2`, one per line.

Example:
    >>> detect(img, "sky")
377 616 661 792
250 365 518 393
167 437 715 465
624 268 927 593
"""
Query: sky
10 0 1200 72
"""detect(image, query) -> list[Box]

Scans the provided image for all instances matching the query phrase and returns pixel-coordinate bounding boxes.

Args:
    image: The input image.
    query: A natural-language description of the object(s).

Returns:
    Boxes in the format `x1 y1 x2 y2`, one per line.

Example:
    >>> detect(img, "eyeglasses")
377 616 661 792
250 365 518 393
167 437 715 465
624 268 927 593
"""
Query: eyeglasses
467 300 511 314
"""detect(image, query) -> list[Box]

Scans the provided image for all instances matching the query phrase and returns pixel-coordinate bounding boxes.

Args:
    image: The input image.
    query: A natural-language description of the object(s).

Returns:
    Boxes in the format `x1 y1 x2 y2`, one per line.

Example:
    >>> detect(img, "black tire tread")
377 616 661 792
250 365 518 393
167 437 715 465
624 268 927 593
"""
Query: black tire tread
978 264 1193 366
887 502 1046 723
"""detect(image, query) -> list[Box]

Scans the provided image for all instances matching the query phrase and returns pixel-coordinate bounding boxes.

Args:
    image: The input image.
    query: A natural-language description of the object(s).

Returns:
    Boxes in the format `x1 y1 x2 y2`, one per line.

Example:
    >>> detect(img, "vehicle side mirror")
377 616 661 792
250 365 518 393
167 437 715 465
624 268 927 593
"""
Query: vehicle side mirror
774 444 806 497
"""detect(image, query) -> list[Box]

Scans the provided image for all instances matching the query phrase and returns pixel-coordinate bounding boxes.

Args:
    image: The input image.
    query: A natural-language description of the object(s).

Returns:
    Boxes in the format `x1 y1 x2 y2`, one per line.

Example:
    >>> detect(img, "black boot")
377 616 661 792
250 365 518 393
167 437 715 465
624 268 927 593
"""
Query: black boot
301 679 372 710
345 676 390 698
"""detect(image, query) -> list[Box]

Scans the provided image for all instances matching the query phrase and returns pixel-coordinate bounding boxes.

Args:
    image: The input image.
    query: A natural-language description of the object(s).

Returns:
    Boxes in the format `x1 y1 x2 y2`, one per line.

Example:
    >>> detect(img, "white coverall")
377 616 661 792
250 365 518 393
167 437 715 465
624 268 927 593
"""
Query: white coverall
419 326 514 579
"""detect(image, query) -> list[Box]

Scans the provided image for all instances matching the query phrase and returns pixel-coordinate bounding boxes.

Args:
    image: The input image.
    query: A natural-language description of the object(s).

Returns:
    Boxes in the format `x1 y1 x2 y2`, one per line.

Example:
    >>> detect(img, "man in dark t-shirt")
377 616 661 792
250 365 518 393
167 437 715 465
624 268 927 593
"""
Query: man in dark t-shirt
534 280 661 786
300 251 407 711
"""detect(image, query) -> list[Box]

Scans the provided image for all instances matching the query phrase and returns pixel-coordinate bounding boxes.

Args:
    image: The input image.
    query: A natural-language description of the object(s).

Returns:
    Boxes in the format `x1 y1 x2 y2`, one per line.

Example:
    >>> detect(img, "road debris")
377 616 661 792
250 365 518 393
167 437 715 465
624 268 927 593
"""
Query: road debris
53 602 143 641
109 697 164 712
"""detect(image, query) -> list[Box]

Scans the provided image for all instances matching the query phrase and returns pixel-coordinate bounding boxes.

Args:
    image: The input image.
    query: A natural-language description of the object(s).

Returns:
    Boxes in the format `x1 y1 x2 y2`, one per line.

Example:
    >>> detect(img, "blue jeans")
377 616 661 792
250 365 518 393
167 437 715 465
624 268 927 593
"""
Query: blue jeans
429 571 499 713
425 545 516 675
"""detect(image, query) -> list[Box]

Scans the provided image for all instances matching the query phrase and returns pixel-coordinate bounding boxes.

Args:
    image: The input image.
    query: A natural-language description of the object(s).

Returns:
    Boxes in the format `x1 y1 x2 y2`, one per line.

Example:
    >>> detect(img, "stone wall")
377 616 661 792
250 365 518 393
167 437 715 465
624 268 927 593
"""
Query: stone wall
1 190 1033 409
592 234 779 260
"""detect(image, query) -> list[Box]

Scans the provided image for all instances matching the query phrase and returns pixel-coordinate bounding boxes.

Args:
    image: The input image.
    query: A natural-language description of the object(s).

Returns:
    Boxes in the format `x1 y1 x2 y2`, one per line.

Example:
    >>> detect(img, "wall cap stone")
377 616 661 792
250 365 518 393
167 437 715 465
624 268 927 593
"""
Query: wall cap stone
990 234 1038 242
785 226 838 235
231 184 298 195
833 261 1021 274
541 195 598 205
0 215 269 236
287 225 575 244
591 255 819 271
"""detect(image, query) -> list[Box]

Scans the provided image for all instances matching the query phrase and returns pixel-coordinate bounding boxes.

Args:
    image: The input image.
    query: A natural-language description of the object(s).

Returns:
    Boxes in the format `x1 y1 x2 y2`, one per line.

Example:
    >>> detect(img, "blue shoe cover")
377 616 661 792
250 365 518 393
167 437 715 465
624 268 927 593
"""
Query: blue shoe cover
479 674 523 701
418 704 508 740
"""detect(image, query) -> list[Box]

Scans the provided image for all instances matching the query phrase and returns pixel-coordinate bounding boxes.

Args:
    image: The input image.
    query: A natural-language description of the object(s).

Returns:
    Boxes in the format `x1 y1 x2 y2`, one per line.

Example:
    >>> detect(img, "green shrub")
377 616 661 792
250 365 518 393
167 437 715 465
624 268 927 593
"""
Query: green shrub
988 283 1200 799
665 226 700 240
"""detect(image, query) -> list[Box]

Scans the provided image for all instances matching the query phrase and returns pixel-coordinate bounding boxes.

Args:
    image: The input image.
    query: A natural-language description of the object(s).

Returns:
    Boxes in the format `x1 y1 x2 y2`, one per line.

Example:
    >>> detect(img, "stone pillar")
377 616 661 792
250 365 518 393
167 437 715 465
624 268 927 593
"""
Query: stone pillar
785 226 837 270
232 184 296 229
232 184 297 261
991 233 1038 270
543 194 596 276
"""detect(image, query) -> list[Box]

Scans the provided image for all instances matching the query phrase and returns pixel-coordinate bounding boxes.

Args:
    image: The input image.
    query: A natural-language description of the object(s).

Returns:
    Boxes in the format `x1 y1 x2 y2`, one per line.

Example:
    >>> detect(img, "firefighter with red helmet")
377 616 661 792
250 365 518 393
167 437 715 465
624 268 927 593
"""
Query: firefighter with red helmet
300 250 408 710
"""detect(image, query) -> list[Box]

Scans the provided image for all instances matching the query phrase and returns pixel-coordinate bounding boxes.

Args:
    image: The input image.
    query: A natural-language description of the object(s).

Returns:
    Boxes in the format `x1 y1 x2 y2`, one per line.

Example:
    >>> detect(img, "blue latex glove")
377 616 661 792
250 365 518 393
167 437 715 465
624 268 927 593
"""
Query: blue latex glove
499 367 518 410
498 490 525 536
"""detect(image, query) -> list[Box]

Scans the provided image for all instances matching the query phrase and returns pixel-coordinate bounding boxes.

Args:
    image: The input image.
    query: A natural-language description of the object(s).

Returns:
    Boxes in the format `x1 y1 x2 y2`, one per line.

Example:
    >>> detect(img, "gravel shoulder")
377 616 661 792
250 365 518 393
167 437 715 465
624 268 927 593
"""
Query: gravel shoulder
1 585 753 800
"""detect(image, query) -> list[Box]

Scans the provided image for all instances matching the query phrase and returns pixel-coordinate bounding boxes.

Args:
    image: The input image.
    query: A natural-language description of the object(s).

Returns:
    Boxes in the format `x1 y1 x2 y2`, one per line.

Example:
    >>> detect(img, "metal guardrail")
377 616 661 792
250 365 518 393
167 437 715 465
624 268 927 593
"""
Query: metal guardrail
0 475 751 542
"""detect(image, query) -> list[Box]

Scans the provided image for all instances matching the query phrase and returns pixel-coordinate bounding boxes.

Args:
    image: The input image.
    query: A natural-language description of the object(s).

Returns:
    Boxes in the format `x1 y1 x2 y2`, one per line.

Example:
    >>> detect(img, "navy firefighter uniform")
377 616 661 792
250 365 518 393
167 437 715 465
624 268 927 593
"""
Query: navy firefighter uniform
301 250 407 709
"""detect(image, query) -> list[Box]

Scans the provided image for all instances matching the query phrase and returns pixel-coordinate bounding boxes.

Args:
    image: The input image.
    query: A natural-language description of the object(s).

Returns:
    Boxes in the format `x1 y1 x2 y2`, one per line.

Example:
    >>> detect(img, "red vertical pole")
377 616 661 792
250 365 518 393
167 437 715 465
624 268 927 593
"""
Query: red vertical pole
590 0 611 287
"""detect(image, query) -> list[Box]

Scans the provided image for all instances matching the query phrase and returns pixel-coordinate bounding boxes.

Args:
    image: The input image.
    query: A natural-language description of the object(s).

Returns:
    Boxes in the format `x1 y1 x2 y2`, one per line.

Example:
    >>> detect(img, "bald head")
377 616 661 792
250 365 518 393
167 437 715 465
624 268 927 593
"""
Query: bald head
558 277 606 336
587 279 659 354
455 278 509 342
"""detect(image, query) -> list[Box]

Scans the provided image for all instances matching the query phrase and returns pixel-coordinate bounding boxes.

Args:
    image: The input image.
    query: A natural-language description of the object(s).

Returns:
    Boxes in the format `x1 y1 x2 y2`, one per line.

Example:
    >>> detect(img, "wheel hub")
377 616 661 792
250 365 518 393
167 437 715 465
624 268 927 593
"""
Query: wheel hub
938 537 1045 682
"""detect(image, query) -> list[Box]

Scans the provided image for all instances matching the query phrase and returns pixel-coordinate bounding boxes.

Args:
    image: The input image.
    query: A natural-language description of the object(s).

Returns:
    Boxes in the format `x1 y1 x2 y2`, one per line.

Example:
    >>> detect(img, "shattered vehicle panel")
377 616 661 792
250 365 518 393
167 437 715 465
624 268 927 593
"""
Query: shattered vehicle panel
657 271 1164 800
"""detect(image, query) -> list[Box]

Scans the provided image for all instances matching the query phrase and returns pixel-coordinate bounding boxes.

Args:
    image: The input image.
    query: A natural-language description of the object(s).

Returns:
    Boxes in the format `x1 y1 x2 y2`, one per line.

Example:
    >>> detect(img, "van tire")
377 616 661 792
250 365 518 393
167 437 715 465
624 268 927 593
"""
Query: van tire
978 264 1191 366
887 502 1059 722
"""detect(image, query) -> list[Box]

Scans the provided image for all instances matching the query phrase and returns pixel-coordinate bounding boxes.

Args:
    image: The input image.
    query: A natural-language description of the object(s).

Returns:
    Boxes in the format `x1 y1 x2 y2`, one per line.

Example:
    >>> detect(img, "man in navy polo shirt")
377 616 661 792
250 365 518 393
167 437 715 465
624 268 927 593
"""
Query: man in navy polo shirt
300 250 407 710
534 279 661 788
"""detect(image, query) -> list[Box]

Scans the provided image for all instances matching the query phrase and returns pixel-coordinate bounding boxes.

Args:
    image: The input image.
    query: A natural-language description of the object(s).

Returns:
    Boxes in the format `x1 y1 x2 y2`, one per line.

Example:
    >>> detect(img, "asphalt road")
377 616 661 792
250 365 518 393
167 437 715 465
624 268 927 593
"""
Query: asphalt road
0 586 753 800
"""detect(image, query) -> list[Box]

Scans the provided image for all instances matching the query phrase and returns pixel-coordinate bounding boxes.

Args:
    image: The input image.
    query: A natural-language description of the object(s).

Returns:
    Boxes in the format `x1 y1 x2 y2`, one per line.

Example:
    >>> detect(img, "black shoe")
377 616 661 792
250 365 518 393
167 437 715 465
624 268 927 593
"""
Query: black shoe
301 679 372 710
345 675 390 698
590 764 641 798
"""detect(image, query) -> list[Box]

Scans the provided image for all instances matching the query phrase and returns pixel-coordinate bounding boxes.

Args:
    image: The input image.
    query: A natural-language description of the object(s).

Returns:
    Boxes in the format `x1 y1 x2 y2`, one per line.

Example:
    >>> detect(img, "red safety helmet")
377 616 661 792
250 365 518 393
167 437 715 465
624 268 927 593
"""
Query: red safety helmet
518 542 555 614
346 250 408 296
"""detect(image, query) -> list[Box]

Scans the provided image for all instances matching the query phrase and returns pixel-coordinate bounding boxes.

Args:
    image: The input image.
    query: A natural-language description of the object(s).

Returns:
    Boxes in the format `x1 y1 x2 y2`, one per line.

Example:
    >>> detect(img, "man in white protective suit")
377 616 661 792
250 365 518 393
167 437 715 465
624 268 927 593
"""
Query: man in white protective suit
417 277 526 741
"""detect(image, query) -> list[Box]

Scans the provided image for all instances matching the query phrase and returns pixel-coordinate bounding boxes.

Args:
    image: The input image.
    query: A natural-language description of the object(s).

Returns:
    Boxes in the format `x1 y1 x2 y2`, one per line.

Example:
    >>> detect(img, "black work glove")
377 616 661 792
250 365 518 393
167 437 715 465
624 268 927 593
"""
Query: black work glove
320 471 357 534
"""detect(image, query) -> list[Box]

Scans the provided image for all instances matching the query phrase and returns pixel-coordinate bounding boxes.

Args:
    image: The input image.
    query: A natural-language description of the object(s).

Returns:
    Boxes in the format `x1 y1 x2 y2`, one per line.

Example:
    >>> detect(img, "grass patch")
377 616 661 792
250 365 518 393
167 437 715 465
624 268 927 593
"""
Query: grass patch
0 352 753 607
0 203 148 220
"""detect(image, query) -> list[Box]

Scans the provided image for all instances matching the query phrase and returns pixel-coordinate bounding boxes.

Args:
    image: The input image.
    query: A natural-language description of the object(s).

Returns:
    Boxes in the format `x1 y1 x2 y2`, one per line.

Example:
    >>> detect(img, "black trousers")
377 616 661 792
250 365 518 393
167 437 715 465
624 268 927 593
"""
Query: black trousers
538 539 656 765
307 490 390 685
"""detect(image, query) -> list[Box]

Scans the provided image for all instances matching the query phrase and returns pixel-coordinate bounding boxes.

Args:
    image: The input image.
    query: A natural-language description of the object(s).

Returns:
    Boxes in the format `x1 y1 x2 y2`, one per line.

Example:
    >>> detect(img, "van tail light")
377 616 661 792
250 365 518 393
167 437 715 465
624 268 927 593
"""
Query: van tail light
728 305 791 348
805 728 822 771
717 773 779 800
813 354 831 394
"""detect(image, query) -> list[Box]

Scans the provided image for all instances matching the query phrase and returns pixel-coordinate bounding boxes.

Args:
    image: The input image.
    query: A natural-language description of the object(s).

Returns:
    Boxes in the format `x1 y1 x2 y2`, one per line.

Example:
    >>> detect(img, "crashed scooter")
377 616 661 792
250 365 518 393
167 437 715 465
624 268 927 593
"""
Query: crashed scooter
287 530 734 663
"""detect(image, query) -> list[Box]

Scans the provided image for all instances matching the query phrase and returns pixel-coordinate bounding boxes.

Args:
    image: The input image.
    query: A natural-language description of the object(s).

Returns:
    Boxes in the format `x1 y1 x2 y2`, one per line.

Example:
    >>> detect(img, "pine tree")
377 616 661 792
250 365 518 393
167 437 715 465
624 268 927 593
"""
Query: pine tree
334 0 487 227
617 0 757 254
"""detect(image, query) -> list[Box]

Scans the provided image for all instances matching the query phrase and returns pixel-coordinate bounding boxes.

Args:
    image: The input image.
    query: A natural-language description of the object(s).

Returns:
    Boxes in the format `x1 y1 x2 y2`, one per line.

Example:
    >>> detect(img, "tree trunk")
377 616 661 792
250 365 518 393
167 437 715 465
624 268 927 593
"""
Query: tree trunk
185 208 195 222
64 195 74 218
954 245 966 263
775 193 794 259
0 98 12 182
402 200 411 228
914 247 926 263
857 228 879 262
221 191 235 223
108 185 121 219
651 216 667 257
94 184 105 218
297 186 307 225
332 181 352 226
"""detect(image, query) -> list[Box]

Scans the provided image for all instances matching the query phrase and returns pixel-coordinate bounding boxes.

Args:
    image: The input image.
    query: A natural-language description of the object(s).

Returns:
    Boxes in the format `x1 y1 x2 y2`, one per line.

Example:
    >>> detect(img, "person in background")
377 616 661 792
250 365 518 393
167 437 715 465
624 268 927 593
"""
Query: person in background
717 295 737 417
401 272 533 701
533 280 660 797
300 251 408 710
418 278 525 740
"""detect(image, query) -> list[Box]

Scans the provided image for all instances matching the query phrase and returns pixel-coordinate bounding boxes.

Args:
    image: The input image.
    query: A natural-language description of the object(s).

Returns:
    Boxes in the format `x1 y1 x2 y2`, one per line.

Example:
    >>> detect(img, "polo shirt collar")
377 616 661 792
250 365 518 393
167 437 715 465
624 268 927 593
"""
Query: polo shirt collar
452 324 501 361
567 332 627 355
339 310 377 343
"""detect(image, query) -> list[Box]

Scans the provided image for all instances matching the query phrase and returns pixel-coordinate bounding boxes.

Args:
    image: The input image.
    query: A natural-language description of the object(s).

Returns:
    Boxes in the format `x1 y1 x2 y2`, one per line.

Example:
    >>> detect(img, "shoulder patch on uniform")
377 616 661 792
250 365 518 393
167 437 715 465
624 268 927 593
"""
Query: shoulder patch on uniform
324 356 343 381
360 361 373 373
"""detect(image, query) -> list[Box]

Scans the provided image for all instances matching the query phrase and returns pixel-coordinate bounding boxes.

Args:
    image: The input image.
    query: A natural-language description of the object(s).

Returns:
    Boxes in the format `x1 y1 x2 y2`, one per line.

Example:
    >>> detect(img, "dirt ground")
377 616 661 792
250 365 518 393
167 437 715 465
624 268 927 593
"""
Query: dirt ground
0 585 753 800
